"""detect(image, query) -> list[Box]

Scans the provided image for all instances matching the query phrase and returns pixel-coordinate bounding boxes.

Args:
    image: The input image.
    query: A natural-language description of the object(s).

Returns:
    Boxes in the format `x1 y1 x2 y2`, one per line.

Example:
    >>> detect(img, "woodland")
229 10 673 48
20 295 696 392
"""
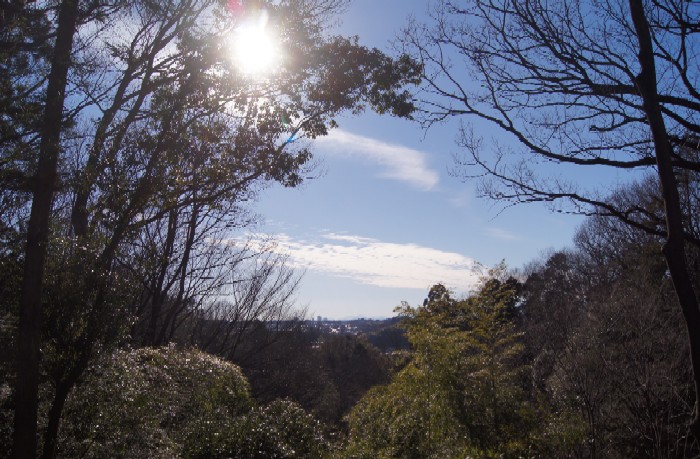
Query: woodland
2 0 700 458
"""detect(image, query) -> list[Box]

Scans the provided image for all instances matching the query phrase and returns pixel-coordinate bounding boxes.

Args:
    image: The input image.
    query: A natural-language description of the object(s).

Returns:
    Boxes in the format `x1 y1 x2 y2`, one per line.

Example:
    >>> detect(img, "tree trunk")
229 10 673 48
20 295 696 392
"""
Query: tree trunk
12 1 78 457
40 381 72 459
629 0 700 438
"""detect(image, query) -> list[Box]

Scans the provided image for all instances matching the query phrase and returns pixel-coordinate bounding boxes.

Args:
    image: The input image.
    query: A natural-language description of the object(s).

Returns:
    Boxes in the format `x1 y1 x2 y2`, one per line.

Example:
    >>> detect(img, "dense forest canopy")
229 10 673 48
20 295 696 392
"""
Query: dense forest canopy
2 0 700 458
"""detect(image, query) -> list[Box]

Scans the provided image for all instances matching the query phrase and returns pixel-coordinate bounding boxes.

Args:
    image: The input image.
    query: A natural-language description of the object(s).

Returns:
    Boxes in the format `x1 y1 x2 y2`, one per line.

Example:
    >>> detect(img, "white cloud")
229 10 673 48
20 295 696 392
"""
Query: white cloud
244 232 479 290
315 130 439 190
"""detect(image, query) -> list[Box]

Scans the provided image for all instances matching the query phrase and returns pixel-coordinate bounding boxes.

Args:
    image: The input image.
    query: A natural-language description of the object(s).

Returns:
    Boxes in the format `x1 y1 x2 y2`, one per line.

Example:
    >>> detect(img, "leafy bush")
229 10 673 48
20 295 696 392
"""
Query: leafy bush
59 346 252 458
58 346 328 458
185 399 329 458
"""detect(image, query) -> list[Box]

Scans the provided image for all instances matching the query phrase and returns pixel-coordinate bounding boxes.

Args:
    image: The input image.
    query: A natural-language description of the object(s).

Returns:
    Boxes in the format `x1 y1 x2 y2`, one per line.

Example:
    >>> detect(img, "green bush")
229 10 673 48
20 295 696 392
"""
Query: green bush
59 346 252 458
58 346 329 458
184 399 329 458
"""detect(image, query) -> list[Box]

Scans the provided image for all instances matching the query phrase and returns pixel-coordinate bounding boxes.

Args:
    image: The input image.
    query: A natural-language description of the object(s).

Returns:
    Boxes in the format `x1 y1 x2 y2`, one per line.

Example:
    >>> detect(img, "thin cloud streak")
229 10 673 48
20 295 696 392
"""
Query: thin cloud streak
244 232 479 290
484 227 520 241
316 130 439 190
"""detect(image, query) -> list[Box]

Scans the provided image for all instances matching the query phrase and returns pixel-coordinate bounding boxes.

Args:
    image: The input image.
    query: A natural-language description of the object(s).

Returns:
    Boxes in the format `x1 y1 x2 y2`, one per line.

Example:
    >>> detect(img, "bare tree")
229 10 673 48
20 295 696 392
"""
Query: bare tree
192 239 304 362
524 198 695 457
404 0 700 436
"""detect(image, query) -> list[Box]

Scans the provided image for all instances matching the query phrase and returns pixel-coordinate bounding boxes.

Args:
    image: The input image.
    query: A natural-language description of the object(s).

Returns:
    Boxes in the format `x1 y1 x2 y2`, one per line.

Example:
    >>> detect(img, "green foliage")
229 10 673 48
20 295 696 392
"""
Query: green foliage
343 273 564 458
342 364 463 459
315 334 391 422
0 1 51 166
185 399 328 459
41 234 134 380
58 346 252 458
56 346 329 459
242 327 390 427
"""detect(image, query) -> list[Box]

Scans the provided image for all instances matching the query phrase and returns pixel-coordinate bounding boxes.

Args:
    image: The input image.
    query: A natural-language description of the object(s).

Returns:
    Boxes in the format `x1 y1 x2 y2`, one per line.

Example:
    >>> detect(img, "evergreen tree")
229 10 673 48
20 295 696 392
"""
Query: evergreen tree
344 271 571 458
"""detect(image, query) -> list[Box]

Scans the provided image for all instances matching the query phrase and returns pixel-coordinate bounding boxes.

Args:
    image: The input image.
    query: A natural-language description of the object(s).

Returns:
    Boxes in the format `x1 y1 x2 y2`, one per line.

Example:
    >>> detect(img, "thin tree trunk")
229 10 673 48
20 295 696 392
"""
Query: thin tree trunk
40 381 72 459
12 1 78 457
144 209 178 346
629 0 700 438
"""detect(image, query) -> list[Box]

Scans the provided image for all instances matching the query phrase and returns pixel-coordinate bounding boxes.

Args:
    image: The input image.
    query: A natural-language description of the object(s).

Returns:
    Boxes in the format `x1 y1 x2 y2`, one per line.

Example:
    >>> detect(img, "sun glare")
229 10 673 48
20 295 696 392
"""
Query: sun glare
232 11 280 77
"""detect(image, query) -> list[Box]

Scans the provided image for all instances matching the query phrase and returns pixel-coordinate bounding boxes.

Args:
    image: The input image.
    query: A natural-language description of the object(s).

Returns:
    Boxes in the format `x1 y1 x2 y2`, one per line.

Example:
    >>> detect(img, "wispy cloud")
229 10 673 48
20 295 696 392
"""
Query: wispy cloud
244 232 479 290
484 227 519 241
315 130 439 191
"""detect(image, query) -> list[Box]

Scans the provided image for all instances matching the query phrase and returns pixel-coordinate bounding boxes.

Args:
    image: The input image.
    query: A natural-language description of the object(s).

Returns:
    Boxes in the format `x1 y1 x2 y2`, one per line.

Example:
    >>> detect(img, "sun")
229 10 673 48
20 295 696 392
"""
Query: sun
231 11 281 77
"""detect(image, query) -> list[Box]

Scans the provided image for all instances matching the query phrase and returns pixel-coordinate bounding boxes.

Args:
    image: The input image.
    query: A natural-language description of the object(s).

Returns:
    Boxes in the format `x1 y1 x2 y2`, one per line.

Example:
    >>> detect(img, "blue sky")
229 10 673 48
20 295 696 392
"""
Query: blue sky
249 0 588 319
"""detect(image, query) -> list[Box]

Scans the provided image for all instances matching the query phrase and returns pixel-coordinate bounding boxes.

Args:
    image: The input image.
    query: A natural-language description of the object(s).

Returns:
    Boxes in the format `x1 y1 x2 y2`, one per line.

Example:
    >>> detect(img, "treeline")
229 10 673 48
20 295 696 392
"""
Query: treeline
342 179 697 458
